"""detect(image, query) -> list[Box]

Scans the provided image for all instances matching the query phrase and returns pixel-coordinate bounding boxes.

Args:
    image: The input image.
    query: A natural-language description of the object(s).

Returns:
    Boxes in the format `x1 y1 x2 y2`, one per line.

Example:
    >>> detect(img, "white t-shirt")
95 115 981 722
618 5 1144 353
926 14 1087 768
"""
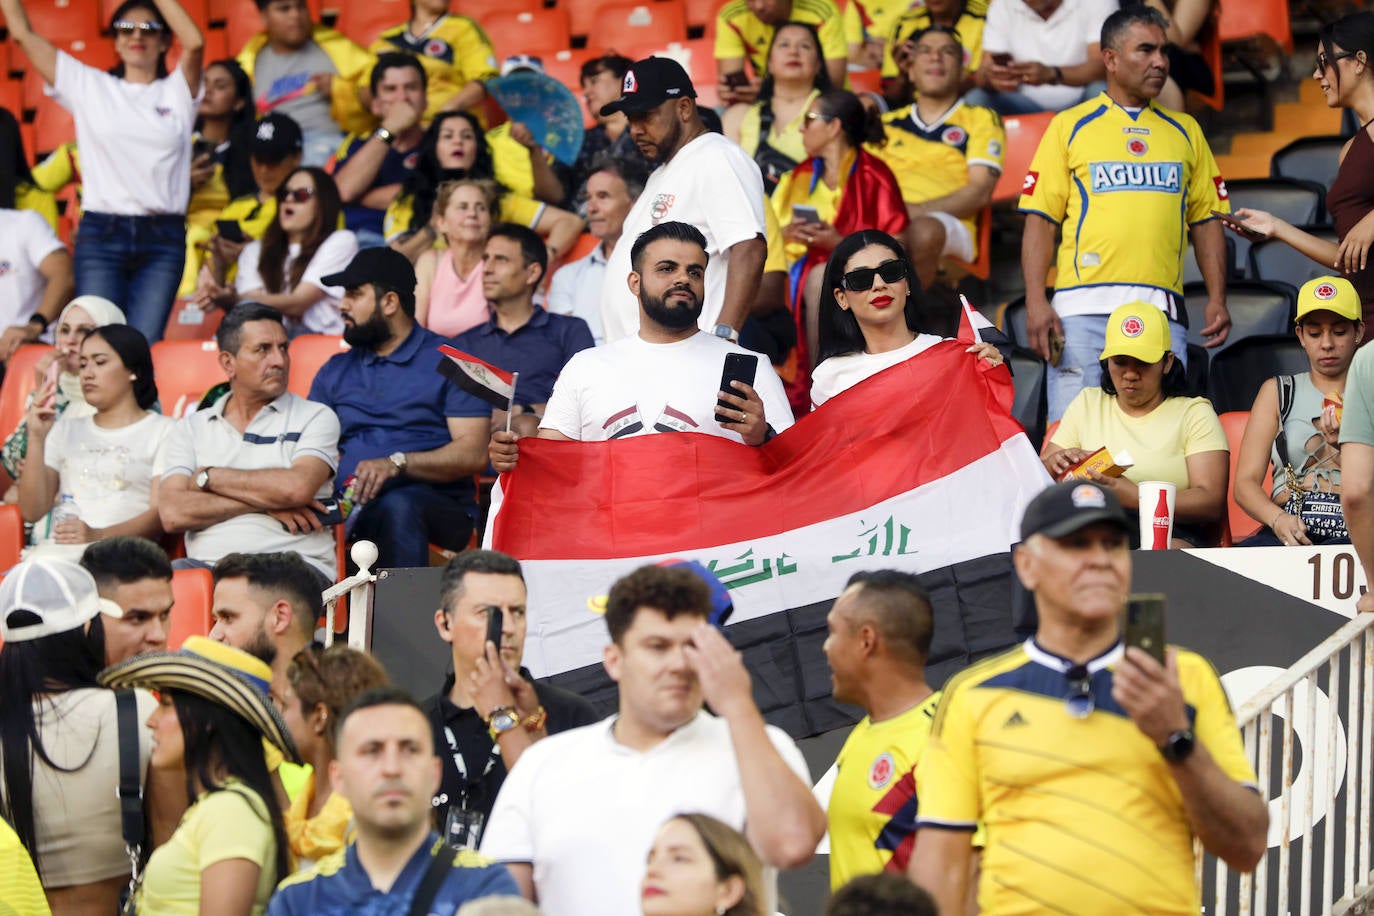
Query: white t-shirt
482 712 811 916
810 333 944 409
540 332 794 443
47 51 200 215
41 411 174 536
235 230 358 336
982 0 1117 110
0 210 65 329
600 133 766 343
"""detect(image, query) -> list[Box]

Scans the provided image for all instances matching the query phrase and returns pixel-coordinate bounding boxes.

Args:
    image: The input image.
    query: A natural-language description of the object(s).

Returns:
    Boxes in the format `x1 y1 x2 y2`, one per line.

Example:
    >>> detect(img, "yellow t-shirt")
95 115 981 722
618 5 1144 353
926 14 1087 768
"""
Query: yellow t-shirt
1053 387 1228 491
0 817 49 916
714 0 847 75
1018 95 1228 299
828 692 940 890
879 7 987 78
218 194 279 242
738 91 817 167
764 202 786 274
917 641 1257 916
772 164 844 263
370 16 499 123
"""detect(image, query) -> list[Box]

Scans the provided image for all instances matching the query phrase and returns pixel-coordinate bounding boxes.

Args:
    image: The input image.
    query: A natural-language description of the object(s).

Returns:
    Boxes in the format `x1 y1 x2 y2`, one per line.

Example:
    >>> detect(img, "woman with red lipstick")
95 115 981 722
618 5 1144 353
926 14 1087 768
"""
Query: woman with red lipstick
1228 12 1374 340
640 814 764 916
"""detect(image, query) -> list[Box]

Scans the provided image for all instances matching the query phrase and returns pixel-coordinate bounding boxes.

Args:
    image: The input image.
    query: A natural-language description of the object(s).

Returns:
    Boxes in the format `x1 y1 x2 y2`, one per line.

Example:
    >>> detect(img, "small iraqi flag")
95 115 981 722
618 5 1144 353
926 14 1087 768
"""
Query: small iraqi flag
437 345 516 409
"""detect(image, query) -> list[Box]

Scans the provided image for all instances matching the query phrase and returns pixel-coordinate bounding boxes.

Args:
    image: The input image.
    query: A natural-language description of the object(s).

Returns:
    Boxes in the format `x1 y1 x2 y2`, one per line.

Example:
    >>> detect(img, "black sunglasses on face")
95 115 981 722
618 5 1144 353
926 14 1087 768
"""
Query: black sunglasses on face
841 259 907 292
112 20 164 36
1318 49 1357 71
277 186 316 203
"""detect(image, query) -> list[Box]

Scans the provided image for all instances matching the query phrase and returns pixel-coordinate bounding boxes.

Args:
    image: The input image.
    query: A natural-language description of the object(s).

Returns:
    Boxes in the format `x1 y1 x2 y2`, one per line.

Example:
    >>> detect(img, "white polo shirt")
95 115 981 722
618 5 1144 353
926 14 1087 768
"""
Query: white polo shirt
600 133 766 343
0 210 65 329
982 0 1117 111
157 390 340 577
482 711 811 916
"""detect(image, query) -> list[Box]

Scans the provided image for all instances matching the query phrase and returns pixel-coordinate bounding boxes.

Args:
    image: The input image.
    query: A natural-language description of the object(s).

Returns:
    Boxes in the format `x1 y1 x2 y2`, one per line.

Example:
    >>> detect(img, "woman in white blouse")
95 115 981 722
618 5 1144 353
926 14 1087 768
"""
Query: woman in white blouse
0 0 204 344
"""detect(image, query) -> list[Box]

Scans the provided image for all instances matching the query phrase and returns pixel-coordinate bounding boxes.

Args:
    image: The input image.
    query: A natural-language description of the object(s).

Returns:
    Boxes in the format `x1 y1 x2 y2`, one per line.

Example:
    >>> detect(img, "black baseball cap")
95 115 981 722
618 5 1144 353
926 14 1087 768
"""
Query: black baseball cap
599 57 697 117
321 247 416 292
249 112 303 163
1019 481 1131 541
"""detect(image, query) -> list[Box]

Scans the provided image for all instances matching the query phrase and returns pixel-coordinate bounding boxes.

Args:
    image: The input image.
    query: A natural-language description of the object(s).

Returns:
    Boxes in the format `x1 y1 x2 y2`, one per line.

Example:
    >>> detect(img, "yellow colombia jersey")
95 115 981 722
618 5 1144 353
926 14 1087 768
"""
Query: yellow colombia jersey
1018 94 1229 300
371 16 499 123
0 816 49 916
869 101 1003 251
878 6 987 79
827 691 940 890
714 0 847 75
916 640 1257 916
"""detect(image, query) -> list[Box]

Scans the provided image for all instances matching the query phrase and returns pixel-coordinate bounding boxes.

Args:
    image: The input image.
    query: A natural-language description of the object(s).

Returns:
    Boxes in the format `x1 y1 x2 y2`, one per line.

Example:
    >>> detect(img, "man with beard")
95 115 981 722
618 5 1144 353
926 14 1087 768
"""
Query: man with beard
597 57 768 345
209 550 324 693
309 247 491 568
490 222 791 472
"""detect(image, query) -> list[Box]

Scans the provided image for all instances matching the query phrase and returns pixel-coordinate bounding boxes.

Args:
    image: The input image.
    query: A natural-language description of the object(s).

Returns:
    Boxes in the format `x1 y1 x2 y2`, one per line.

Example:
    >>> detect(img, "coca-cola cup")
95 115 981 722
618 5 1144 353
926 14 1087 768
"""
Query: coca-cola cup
1138 481 1176 550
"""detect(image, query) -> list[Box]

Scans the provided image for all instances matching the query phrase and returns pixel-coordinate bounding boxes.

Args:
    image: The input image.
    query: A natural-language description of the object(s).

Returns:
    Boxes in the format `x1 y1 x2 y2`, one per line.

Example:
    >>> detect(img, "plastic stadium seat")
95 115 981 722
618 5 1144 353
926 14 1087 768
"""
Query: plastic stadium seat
484 8 572 58
1227 177 1325 228
1192 6 1223 110
0 345 54 477
468 0 540 27
991 111 1054 205
1249 229 1340 288
1183 343 1208 398
287 334 349 397
593 2 688 46
162 299 225 341
561 0 614 41
169 568 214 649
4 1 102 43
0 506 21 575
684 0 722 33
150 340 224 418
1182 235 1237 286
210 0 317 25
1008 348 1046 447
1218 0 1293 54
1219 410 1267 544
100 0 209 30
1207 334 1309 414
1271 135 1344 191
0 79 22 115
335 0 408 49
1182 279 1295 354
32 100 74 157
223 0 266 60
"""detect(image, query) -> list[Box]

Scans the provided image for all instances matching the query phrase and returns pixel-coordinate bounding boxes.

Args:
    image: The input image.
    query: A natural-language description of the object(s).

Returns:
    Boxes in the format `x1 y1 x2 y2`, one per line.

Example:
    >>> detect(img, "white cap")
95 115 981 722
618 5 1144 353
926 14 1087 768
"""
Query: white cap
0 557 123 643
500 54 545 77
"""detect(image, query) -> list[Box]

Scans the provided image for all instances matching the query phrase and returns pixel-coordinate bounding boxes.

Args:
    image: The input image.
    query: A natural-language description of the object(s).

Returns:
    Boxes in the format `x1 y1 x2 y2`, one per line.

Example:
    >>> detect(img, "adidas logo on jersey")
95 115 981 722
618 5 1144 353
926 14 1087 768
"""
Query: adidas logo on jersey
1090 161 1182 194
1003 711 1028 728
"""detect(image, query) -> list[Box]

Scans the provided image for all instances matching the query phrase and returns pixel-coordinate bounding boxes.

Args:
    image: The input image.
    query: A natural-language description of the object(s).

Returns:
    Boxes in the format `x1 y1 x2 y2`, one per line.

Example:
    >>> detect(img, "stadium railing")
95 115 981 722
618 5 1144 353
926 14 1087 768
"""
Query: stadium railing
322 538 378 651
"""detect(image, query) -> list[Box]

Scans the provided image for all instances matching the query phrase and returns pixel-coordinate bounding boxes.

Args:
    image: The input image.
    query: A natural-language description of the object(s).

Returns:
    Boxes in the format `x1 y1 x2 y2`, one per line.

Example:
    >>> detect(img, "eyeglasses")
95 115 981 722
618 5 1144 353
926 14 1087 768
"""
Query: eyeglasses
804 111 833 124
840 259 906 291
277 186 316 203
1064 664 1094 719
1318 49 1357 71
112 20 164 36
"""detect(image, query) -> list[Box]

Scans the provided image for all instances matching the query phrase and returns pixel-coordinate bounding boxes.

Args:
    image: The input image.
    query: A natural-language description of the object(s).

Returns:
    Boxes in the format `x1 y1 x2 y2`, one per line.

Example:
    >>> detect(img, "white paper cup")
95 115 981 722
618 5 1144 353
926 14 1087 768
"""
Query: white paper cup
1138 481 1177 550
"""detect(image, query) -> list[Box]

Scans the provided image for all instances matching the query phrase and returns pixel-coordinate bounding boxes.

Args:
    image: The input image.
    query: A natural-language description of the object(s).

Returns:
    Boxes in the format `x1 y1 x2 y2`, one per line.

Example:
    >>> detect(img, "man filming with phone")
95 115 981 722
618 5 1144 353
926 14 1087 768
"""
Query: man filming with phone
490 221 792 472
910 480 1268 914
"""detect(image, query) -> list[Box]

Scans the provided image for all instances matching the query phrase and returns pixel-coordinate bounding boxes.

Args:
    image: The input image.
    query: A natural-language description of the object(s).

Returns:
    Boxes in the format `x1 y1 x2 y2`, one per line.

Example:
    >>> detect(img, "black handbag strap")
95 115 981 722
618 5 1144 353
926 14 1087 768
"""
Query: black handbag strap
115 689 143 854
407 841 456 916
1275 373 1296 470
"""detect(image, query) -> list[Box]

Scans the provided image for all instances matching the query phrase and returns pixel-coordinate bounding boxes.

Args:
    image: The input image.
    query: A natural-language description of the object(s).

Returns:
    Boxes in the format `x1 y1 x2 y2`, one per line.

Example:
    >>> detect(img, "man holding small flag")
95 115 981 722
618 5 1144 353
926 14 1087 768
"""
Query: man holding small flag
310 247 491 568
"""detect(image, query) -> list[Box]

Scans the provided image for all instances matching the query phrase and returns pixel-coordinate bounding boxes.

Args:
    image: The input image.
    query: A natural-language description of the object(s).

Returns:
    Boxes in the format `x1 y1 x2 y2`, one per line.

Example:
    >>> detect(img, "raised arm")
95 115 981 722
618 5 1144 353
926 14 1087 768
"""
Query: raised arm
0 0 59 85
153 0 204 92
531 205 585 265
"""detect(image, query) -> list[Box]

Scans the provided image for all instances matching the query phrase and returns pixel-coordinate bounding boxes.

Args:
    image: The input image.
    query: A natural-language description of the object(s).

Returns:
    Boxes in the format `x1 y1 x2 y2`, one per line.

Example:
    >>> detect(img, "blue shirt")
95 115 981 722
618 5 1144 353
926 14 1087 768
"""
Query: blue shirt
450 306 594 407
266 834 518 915
309 324 487 484
337 134 419 236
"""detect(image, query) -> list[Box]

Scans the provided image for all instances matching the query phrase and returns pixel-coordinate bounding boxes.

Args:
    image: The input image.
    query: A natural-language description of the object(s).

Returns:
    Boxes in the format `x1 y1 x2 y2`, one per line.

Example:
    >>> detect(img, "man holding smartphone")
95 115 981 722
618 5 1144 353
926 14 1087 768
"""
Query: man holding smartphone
911 481 1268 914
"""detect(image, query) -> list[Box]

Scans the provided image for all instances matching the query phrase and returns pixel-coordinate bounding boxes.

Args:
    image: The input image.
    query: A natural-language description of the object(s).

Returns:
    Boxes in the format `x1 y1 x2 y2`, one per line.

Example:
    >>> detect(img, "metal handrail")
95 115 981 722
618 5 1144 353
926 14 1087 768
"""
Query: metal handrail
321 539 378 651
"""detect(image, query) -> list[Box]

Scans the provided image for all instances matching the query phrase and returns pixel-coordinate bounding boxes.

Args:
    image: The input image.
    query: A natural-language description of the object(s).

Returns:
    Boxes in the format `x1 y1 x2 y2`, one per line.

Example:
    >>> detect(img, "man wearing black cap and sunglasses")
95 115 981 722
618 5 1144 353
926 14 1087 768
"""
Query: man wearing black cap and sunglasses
910 481 1267 915
597 57 768 349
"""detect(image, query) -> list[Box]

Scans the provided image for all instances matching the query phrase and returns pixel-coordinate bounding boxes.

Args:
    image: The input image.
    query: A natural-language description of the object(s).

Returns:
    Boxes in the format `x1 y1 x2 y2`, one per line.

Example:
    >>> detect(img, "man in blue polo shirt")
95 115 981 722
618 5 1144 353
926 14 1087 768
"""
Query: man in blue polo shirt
452 224 593 431
310 247 489 568
267 686 518 914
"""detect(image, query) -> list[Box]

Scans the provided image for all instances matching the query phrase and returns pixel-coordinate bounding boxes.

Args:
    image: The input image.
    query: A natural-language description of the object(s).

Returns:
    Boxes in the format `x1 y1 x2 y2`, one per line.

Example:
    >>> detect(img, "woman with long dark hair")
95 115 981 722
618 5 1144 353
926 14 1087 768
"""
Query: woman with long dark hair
0 0 204 343
195 59 255 200
0 106 57 229
0 556 159 914
99 635 299 915
19 324 172 546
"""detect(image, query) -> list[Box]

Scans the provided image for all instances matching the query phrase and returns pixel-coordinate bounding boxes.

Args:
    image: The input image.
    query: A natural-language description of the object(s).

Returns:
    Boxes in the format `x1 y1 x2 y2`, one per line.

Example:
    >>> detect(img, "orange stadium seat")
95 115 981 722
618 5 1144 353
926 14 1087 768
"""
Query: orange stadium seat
1218 0 1293 54
561 0 613 42
684 0 721 33
99 0 210 31
1219 410 1266 545
169 567 214 649
163 299 225 341
150 339 224 418
1193 6 1223 110
287 334 349 397
335 0 408 49
32 100 74 157
224 1 266 62
0 79 21 115
209 0 318 25
4 1 102 44
991 110 1054 205
0 345 55 479
592 2 689 47
468 0 540 28
200 26 227 63
484 8 572 59
0 505 22 575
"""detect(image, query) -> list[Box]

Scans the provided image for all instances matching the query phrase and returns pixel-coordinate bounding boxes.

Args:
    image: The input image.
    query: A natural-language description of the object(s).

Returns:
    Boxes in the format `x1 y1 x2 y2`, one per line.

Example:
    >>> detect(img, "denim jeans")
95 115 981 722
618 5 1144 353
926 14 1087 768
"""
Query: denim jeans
351 480 475 569
1048 313 1189 422
74 212 186 343
965 81 1108 116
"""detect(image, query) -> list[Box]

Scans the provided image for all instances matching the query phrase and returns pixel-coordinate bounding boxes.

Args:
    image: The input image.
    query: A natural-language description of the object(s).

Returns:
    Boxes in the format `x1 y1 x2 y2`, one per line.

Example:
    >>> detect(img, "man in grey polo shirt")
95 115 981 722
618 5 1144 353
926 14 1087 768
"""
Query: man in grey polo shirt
158 302 341 581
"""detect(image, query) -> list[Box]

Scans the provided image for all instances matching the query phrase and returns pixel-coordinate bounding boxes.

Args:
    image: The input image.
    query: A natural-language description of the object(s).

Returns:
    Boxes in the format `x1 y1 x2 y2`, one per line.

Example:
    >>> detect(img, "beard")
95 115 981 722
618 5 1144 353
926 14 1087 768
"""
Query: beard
343 309 392 349
640 285 704 330
243 624 277 668
638 116 683 165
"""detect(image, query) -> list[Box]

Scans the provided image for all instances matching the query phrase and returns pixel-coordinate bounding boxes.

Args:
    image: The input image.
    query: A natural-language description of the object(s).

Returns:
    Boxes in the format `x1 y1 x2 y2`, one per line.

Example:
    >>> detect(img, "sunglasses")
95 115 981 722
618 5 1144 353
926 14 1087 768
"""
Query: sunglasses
804 111 833 123
112 20 164 36
277 186 316 203
1064 664 1094 719
841 259 907 291
1318 49 1357 71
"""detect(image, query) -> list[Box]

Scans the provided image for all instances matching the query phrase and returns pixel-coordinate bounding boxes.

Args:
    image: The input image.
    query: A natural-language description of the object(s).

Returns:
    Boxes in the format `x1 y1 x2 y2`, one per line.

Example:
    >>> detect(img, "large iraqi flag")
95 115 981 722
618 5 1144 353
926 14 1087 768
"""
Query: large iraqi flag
488 341 1052 737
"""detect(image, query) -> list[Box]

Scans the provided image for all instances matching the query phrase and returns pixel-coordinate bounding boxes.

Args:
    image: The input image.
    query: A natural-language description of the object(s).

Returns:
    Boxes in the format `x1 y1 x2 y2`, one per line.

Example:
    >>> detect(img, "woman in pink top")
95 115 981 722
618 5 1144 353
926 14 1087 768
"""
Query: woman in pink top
413 178 498 337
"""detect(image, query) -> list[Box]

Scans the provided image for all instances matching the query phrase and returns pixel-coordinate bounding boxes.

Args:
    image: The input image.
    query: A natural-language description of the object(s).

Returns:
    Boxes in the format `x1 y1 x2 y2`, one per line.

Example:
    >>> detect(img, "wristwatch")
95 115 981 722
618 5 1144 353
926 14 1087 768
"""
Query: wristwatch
1159 728 1196 763
389 451 408 472
373 126 396 146
712 323 740 344
195 468 213 490
487 706 520 741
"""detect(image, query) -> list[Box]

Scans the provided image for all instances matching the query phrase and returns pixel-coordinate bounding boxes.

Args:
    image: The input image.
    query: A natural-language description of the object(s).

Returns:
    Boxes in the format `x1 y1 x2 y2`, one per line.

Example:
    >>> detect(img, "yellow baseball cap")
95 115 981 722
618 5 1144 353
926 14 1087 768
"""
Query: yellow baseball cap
1100 302 1170 363
1296 276 1362 323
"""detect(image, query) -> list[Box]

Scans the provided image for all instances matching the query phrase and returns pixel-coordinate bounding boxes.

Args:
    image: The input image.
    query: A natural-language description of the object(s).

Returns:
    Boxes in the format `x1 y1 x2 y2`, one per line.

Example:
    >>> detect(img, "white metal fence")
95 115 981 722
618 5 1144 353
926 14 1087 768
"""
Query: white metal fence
320 539 379 651
1203 613 1374 916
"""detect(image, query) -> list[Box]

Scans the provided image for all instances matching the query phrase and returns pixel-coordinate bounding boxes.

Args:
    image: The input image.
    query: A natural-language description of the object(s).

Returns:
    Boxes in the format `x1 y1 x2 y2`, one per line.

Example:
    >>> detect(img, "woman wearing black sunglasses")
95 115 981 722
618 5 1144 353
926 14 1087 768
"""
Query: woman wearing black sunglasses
0 0 204 346
811 230 1001 409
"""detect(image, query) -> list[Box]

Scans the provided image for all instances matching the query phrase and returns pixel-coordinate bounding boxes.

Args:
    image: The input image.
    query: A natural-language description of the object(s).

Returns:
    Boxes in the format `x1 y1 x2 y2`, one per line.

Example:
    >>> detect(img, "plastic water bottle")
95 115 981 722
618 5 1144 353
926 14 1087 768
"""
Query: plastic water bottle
52 494 79 529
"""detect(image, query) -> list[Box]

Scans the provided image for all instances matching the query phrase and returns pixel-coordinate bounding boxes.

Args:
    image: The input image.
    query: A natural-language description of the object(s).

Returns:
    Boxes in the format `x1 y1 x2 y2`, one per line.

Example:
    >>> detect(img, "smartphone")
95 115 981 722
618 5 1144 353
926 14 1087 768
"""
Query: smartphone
1123 594 1167 665
192 137 215 160
716 352 759 424
215 219 246 244
1212 209 1264 241
1047 328 1065 367
724 70 751 89
792 204 821 225
990 52 1013 67
484 606 504 652
312 498 343 527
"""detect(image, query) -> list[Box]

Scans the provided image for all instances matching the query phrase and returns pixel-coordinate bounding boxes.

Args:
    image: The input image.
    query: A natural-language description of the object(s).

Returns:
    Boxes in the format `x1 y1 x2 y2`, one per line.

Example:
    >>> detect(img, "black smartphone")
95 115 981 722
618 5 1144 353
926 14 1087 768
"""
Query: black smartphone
192 137 216 160
215 219 246 243
312 498 343 527
485 606 504 652
1123 594 1167 665
724 70 751 89
716 352 759 424
989 52 1013 67
792 204 821 225
1211 209 1265 241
